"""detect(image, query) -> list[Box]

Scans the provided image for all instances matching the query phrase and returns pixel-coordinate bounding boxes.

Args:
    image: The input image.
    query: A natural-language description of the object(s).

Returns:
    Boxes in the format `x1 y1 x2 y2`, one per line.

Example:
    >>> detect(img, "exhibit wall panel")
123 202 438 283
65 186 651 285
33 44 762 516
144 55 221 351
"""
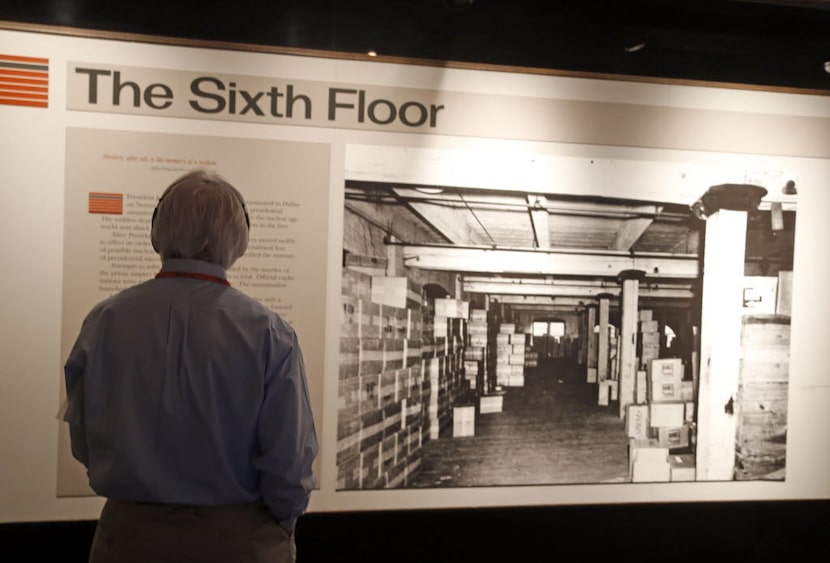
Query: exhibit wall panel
0 24 829 523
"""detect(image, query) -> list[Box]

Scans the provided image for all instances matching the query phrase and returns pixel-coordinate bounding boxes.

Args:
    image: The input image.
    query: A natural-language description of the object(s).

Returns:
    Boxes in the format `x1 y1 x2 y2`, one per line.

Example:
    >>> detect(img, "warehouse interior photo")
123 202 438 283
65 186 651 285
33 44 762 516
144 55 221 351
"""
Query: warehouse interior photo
336 172 795 490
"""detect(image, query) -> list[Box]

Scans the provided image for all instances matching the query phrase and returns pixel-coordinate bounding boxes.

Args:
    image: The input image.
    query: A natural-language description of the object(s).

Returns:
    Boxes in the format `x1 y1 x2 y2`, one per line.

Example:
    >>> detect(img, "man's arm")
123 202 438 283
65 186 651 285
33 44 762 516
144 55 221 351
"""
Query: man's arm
255 328 319 534
63 326 90 468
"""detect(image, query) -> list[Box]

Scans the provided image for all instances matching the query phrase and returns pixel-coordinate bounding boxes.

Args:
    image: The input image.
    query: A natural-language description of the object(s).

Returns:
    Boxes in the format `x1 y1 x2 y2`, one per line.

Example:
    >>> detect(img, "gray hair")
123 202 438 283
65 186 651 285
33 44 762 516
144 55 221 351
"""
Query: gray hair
150 169 249 269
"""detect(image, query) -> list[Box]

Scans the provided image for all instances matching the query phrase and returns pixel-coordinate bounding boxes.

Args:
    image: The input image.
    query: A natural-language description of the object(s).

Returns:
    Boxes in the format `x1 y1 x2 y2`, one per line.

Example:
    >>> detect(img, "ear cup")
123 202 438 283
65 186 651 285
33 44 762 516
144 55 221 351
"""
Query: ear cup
151 203 161 252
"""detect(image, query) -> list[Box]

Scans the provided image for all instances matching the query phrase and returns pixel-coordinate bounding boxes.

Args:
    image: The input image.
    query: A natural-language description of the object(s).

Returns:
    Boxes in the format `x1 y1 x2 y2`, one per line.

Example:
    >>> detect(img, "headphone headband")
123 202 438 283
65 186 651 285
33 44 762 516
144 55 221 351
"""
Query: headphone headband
150 184 250 252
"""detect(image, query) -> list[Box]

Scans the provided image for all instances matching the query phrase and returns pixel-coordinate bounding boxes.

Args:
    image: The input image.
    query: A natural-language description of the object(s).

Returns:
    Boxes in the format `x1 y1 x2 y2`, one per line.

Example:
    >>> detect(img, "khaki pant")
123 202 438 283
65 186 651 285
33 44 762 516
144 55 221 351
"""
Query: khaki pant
88 499 295 563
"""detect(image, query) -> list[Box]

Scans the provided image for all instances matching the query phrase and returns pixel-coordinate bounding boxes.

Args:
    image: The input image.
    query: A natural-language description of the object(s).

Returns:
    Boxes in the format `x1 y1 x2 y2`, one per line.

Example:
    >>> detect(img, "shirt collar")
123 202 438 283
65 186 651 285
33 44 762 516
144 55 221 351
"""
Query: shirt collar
159 258 229 281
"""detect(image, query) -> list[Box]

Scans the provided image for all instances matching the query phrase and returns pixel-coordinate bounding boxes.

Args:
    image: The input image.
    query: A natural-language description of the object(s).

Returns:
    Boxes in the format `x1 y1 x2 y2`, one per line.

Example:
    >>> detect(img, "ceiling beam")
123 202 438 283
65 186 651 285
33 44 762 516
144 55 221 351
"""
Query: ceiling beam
402 245 699 278
611 215 658 250
392 188 486 245
498 296 591 308
463 280 694 299
528 195 550 249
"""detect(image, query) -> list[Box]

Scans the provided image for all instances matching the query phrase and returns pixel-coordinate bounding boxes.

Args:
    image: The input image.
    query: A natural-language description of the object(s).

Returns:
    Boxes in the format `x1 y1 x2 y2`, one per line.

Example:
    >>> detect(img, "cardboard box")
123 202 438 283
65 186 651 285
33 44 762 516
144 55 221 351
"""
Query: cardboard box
464 360 480 374
598 380 613 406
648 358 684 381
499 323 516 334
626 404 650 439
629 438 670 483
371 276 419 309
470 309 487 322
640 331 660 346
453 406 475 437
632 458 671 483
479 394 503 414
638 310 653 322
587 367 597 384
640 344 660 361
434 298 470 319
680 381 694 401
649 402 685 428
648 360 683 402
469 335 487 347
639 320 659 333
649 379 683 402
635 370 647 403
464 347 485 361
669 454 696 482
742 276 778 314
510 333 527 346
508 354 525 366
507 374 525 387
684 401 695 423
656 425 690 449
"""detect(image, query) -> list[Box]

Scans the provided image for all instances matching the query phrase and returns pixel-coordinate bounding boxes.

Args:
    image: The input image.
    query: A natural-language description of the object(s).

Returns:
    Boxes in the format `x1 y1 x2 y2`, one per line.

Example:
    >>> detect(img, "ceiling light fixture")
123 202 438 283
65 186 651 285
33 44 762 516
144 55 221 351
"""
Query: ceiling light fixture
415 187 444 195
824 61 830 73
625 43 646 53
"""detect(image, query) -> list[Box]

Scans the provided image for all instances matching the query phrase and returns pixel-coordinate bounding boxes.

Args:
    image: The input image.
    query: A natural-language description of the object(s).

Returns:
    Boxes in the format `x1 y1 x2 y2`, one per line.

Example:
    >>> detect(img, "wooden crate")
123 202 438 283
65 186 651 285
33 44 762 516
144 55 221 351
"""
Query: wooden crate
735 315 790 480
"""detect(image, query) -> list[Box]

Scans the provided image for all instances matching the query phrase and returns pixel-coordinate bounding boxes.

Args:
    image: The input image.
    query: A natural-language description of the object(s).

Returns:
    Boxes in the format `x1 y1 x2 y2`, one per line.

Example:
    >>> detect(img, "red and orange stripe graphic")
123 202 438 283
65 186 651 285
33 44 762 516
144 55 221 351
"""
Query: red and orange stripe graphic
0 54 49 108
88 192 124 215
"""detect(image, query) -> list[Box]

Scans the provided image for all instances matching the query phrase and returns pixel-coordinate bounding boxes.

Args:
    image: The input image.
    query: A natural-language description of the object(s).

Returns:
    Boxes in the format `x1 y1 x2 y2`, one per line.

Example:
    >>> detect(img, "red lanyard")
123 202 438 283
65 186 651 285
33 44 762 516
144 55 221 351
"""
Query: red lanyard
155 271 231 286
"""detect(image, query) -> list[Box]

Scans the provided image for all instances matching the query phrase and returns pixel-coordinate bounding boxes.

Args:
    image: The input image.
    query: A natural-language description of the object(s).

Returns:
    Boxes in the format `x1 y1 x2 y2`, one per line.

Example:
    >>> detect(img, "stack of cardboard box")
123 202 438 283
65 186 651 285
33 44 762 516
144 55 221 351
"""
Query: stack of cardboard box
464 308 488 391
626 356 696 482
638 310 660 369
495 323 526 387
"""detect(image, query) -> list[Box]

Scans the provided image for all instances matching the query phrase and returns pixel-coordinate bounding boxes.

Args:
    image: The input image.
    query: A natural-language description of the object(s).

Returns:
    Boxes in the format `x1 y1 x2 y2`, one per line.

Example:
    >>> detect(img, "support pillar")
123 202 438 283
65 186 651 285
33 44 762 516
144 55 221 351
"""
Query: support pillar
693 184 767 481
596 293 612 383
386 235 399 276
618 269 645 418
577 305 587 367
586 304 598 382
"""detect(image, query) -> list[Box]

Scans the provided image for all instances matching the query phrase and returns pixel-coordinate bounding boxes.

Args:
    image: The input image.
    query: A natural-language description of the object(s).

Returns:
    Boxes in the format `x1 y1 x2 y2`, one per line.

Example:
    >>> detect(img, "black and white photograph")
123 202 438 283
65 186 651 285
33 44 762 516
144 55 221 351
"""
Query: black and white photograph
336 171 796 489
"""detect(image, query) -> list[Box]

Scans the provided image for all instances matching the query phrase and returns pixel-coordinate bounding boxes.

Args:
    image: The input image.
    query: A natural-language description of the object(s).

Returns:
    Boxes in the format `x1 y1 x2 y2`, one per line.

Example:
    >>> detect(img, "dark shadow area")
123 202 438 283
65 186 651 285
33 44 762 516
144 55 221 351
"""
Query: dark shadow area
1 1 830 90
2 500 828 561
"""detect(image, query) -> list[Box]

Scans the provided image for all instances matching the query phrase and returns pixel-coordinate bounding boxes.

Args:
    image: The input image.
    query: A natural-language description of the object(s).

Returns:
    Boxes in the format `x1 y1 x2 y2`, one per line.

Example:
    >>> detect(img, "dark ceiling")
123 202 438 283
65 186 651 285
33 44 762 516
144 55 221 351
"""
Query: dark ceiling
2 0 830 91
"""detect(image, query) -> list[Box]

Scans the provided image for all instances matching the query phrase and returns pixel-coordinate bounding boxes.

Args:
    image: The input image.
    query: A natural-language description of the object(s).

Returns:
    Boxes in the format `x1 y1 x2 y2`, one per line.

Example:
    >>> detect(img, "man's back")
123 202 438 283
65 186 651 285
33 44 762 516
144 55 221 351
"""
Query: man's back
74 261 291 504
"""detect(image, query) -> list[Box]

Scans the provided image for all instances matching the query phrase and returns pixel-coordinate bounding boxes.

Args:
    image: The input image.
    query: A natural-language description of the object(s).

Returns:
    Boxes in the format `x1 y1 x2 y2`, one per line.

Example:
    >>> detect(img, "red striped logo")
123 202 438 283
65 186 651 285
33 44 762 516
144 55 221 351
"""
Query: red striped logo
0 54 49 108
89 192 124 214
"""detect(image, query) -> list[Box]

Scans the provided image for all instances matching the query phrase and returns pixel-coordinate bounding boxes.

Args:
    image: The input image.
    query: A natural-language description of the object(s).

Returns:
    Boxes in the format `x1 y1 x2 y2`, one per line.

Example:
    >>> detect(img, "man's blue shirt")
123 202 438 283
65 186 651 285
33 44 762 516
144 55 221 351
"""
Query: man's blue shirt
63 258 318 532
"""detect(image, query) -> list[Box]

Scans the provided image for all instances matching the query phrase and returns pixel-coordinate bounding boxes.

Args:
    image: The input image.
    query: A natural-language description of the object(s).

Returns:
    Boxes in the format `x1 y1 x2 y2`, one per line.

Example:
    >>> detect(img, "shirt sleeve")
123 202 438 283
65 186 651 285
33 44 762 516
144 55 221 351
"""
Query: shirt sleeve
255 326 319 533
63 317 93 468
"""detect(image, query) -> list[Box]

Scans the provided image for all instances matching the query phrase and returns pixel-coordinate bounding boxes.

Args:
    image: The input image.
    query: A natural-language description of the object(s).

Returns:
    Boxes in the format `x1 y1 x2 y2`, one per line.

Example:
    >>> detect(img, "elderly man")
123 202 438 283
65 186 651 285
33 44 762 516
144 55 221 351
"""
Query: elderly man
63 169 318 563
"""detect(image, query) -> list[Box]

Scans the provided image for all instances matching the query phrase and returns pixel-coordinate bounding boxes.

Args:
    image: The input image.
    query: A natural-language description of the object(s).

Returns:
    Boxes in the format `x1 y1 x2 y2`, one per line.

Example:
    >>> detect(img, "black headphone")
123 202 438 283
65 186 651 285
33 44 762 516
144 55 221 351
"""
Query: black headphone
151 185 251 252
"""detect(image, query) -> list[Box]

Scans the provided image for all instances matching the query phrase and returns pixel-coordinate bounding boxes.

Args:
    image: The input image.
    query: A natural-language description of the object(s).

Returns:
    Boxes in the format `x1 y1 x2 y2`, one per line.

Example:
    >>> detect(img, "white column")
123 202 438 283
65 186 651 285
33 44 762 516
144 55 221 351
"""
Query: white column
694 184 766 481
597 294 611 382
618 270 644 418
586 305 597 382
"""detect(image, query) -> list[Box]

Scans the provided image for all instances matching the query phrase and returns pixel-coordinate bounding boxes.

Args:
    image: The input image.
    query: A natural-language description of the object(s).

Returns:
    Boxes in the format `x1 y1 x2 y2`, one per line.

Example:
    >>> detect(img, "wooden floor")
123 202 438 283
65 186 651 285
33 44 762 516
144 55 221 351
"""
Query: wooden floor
407 357 631 487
